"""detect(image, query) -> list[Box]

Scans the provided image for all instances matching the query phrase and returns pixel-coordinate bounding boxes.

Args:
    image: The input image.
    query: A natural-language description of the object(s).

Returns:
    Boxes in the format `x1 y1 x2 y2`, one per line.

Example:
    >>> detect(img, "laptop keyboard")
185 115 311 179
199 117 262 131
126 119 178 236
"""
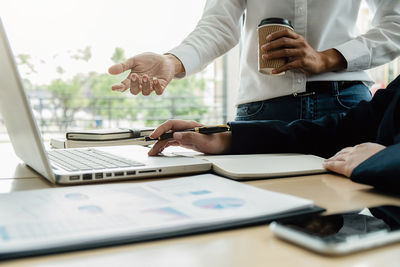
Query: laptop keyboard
48 148 145 172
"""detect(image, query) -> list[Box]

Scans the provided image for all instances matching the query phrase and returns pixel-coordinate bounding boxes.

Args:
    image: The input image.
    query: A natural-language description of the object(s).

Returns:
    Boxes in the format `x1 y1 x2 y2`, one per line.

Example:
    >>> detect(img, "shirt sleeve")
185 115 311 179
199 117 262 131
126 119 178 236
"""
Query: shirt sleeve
167 0 246 77
334 0 400 71
350 143 400 192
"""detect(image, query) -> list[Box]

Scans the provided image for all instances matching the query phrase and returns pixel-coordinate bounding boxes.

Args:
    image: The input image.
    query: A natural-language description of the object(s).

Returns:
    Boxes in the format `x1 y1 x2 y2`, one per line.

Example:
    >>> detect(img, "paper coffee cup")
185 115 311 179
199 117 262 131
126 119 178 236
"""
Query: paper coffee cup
258 18 294 75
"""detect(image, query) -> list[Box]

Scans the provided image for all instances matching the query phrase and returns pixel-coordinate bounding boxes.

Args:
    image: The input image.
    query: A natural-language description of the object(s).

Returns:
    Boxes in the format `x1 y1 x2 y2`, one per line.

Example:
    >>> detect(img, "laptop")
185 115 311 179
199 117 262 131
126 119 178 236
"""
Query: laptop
0 19 327 185
0 19 212 184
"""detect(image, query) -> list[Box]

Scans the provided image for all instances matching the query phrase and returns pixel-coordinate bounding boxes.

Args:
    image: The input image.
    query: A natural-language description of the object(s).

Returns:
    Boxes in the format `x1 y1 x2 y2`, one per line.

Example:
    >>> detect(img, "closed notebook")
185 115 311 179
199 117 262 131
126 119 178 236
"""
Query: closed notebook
66 128 154 141
202 154 328 179
162 148 328 180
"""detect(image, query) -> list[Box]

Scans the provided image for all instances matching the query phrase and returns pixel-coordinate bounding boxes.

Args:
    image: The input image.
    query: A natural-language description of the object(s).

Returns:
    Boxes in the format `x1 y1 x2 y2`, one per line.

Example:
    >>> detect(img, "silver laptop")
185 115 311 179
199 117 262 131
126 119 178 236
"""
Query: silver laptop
0 19 211 184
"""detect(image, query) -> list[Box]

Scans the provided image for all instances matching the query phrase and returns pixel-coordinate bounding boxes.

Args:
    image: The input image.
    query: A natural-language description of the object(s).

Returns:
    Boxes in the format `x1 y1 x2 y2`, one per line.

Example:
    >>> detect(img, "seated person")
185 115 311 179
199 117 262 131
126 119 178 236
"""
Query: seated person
148 75 400 192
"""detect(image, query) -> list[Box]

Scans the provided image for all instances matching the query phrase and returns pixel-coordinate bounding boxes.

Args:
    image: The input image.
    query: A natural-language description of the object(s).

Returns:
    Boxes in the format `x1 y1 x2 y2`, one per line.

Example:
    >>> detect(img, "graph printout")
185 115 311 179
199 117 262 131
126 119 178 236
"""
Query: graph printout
0 174 313 256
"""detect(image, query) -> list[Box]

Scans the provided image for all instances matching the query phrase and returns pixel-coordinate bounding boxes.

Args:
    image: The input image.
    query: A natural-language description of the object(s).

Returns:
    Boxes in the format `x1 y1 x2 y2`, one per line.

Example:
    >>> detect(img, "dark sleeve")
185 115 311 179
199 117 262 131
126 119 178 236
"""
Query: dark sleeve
228 87 395 158
350 143 400 192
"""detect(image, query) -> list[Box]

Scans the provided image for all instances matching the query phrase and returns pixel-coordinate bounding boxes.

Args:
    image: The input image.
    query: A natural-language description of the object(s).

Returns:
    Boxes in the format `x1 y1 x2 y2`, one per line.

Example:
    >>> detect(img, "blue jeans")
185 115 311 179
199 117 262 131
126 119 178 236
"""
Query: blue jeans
235 81 372 122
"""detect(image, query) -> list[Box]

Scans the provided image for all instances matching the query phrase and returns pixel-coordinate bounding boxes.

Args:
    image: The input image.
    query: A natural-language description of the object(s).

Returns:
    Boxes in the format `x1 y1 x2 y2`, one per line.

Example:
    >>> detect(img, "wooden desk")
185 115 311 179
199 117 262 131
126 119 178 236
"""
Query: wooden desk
1 143 400 267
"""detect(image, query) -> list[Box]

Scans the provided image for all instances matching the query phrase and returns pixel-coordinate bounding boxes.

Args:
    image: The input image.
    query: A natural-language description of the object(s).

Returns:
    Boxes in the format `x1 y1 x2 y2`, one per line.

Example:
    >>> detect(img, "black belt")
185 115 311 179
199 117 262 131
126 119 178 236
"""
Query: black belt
293 81 363 97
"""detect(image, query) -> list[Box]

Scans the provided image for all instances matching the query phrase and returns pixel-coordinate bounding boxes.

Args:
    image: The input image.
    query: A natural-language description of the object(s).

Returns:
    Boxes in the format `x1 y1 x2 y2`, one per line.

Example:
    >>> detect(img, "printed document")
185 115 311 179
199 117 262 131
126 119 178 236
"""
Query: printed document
0 174 314 257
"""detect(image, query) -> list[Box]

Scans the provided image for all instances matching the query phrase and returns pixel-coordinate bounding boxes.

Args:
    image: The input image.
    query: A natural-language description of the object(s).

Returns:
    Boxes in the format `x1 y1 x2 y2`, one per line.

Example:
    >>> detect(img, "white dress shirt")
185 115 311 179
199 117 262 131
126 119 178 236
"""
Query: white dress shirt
168 0 400 106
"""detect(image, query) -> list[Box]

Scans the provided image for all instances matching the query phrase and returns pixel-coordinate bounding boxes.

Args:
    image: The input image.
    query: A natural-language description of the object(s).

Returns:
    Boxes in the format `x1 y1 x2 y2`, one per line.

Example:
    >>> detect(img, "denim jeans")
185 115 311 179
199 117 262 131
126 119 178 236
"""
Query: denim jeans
235 81 372 122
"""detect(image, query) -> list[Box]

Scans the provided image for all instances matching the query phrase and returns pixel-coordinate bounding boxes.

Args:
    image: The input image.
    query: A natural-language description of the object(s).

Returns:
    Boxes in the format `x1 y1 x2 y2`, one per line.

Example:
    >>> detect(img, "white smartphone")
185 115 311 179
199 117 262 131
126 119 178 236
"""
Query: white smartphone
270 205 400 255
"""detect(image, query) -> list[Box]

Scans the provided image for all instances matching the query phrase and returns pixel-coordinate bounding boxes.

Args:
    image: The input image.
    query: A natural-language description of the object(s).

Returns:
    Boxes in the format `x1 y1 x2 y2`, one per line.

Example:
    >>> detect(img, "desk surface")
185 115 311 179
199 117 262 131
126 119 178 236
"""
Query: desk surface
1 143 400 267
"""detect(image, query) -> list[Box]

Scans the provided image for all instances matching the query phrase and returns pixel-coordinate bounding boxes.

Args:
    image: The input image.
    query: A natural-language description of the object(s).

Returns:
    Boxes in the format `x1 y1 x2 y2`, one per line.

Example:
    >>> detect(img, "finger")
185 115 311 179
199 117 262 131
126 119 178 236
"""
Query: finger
148 139 170 156
327 147 353 160
141 75 152 95
149 140 182 156
266 29 299 42
322 160 349 177
337 147 354 154
153 78 164 95
112 79 130 92
325 151 349 162
130 73 141 95
262 37 299 52
262 48 302 61
150 121 175 139
108 57 135 75
271 60 302 74
112 76 131 92
149 120 203 139
111 83 125 92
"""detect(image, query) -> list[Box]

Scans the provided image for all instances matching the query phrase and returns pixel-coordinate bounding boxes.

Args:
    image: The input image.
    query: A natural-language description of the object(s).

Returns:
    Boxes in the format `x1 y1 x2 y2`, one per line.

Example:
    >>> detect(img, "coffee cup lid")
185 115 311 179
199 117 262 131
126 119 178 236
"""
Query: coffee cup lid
258 18 293 28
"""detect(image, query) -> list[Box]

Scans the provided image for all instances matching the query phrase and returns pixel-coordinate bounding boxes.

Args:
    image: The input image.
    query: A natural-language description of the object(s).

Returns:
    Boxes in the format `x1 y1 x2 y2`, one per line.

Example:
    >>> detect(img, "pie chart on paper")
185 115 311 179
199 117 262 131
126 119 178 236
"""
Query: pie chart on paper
192 197 244 210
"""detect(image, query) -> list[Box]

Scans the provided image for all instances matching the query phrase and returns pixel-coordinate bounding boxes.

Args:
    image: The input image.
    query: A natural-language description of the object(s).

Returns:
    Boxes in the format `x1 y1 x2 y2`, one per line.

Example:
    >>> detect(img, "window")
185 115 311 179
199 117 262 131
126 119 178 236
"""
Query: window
357 1 400 94
0 1 398 142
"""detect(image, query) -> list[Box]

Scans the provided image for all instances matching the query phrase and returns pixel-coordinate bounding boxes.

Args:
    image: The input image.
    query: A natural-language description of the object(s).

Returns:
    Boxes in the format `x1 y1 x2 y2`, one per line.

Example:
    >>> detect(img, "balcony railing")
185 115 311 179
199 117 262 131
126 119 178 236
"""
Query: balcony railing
0 95 225 135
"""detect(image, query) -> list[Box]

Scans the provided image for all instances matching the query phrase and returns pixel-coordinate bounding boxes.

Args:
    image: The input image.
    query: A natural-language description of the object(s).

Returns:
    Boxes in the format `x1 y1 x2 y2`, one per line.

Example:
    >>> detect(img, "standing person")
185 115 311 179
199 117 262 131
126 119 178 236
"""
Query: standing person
108 1 400 122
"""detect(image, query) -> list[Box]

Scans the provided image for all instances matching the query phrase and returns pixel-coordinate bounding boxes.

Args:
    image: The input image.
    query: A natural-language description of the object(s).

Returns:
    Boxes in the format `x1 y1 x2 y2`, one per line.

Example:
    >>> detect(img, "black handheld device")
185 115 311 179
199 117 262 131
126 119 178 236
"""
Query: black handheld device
270 205 400 255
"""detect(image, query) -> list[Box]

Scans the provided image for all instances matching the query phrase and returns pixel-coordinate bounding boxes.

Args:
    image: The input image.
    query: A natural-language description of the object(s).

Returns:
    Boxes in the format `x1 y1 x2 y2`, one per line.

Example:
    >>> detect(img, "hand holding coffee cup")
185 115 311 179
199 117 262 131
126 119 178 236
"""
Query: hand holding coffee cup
258 18 294 75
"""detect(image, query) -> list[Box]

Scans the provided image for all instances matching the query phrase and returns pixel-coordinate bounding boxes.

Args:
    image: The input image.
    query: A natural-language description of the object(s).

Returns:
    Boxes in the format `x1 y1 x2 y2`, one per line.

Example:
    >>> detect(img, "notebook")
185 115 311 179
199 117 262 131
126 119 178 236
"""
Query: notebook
66 128 155 141
202 153 327 179
0 174 325 260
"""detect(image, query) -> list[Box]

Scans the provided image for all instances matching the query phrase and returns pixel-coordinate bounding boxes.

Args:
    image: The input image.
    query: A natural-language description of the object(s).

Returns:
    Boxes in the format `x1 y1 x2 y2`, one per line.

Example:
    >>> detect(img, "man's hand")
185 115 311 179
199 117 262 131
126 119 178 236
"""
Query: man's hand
148 120 232 156
261 29 347 75
108 52 184 96
322 143 386 177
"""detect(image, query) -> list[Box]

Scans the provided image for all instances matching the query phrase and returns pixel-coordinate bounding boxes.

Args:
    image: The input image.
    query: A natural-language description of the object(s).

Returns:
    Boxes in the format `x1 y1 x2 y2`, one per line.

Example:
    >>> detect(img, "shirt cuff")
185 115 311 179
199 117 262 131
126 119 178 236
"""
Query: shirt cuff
167 44 202 78
334 39 371 72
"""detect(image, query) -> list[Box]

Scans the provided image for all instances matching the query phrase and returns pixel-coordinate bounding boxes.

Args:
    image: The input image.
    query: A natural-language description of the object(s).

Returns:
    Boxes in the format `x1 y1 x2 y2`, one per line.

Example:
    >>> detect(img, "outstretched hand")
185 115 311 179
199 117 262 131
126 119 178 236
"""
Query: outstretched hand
108 52 182 96
323 143 386 177
148 120 232 156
